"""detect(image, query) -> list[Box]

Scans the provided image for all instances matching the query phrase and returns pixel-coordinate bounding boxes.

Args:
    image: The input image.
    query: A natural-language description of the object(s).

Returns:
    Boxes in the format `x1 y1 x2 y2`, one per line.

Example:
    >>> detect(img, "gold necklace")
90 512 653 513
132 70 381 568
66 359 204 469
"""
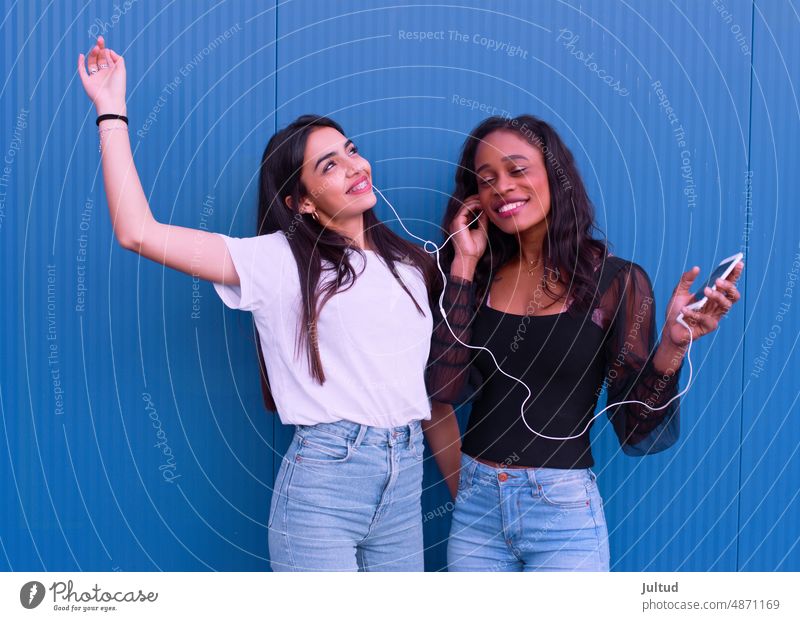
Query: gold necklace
525 256 542 276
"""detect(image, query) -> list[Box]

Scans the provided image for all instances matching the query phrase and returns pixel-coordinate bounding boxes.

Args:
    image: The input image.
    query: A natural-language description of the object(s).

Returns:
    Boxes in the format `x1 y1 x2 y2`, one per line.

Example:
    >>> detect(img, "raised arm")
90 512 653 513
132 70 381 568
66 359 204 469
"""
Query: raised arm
78 36 239 286
425 195 488 403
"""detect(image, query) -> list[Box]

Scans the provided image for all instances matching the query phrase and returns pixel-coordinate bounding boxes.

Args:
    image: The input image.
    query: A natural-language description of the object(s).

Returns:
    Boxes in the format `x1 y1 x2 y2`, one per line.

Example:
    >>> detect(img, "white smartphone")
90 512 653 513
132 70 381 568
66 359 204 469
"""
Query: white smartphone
676 252 744 325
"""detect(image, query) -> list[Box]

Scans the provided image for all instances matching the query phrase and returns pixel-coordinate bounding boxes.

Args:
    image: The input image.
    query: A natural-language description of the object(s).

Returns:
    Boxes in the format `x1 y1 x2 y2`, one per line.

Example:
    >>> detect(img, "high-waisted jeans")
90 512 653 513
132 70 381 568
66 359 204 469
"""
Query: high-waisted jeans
447 453 610 571
268 419 425 571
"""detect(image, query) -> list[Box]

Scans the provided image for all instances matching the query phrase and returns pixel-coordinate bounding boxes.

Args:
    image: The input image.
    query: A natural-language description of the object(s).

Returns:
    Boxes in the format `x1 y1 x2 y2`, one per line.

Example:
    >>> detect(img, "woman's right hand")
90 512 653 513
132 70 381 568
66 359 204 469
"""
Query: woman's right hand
449 194 488 265
77 35 127 115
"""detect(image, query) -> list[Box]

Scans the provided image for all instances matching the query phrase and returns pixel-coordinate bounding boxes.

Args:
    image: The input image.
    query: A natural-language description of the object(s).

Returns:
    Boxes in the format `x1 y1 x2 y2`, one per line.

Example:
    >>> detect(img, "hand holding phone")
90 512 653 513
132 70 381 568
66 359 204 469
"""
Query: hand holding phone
676 252 744 328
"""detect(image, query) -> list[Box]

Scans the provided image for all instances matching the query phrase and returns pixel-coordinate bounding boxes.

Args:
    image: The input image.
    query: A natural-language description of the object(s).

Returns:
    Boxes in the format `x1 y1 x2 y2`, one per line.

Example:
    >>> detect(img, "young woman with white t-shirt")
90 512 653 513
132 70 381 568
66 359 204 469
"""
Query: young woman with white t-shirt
78 37 442 571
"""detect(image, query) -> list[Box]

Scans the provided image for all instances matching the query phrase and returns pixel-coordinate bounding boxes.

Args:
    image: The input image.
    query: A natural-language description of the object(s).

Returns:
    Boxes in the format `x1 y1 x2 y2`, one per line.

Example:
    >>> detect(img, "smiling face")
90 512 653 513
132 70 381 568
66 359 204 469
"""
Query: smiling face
473 129 551 235
291 126 376 220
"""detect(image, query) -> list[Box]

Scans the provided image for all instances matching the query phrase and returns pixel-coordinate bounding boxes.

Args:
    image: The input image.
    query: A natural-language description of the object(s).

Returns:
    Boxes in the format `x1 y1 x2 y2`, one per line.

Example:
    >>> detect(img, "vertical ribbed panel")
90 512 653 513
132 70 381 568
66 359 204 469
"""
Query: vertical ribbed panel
737 0 800 571
2 0 277 571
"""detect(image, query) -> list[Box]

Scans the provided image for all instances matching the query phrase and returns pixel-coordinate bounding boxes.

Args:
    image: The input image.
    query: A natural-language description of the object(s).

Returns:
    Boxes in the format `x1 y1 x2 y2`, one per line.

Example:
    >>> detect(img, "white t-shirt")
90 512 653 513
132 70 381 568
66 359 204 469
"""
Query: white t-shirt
212 231 434 428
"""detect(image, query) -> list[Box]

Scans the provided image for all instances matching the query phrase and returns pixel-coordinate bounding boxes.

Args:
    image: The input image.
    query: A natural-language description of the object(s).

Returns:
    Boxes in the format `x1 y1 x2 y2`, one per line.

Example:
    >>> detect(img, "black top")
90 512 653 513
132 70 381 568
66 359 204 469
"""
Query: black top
425 255 685 468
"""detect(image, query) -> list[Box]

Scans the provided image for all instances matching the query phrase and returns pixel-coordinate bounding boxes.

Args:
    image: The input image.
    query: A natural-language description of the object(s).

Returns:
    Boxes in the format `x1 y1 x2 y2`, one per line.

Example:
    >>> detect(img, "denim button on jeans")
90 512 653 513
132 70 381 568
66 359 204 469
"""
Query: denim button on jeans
268 419 425 571
447 453 610 571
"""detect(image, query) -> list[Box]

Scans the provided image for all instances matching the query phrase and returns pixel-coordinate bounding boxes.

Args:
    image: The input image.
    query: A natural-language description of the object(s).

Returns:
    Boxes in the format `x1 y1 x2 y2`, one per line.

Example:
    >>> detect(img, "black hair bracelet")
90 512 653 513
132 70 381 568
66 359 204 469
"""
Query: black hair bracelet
96 114 128 126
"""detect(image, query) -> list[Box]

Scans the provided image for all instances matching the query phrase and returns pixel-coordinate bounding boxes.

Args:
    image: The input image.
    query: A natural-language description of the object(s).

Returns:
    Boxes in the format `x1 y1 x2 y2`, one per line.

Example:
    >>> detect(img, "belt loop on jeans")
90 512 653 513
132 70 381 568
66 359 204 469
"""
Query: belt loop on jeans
526 468 539 491
406 422 415 450
464 454 477 487
352 424 368 449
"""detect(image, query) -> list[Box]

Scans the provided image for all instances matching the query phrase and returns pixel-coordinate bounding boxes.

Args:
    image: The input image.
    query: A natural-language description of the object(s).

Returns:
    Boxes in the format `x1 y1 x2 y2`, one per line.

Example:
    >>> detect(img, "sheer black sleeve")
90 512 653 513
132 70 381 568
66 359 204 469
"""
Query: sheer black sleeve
425 274 479 405
600 261 685 456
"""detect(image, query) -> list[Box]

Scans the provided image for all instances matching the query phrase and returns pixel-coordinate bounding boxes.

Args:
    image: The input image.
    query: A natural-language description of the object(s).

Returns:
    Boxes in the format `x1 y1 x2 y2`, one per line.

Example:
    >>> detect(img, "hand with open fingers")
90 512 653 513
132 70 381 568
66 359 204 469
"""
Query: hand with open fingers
450 194 488 262
664 260 744 347
77 35 127 114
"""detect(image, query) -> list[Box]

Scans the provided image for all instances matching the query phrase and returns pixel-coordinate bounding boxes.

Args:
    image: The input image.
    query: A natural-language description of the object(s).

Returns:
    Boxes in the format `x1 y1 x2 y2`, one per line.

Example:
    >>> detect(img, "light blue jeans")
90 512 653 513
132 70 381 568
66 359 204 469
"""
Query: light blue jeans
268 419 425 571
447 453 610 571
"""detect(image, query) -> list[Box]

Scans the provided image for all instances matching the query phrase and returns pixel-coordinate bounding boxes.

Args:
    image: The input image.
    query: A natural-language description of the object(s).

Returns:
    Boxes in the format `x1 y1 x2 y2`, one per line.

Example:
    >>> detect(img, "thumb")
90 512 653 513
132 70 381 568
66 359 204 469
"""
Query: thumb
77 53 89 88
675 265 700 295
476 209 488 234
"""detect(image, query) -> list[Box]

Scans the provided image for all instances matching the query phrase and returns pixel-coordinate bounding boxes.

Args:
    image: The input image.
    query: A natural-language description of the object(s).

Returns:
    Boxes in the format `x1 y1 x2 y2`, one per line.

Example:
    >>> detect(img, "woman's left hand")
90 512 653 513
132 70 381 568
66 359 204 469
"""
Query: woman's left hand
664 261 744 347
78 36 127 114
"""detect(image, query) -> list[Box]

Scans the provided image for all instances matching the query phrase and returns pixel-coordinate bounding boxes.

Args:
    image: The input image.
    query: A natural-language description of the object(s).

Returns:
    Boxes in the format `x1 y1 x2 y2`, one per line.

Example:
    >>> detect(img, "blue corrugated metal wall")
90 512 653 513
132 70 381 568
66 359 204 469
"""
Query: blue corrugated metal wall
1 0 797 571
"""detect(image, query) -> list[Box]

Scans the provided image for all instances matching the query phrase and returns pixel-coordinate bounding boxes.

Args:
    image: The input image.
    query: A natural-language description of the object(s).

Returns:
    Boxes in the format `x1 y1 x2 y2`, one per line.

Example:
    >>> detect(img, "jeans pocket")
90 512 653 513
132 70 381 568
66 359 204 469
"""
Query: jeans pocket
296 430 353 464
268 443 296 529
587 472 604 506
456 459 474 497
537 474 591 509
589 481 606 517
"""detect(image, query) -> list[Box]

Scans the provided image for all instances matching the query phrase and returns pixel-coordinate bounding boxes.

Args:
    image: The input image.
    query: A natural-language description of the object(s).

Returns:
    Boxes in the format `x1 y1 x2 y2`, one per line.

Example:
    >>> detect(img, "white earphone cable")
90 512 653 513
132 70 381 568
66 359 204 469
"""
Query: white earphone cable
372 184 693 440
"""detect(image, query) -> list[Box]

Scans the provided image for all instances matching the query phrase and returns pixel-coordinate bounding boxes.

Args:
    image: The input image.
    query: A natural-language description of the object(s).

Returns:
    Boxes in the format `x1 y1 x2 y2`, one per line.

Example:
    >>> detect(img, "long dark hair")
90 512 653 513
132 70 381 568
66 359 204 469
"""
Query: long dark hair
253 114 438 411
440 114 609 315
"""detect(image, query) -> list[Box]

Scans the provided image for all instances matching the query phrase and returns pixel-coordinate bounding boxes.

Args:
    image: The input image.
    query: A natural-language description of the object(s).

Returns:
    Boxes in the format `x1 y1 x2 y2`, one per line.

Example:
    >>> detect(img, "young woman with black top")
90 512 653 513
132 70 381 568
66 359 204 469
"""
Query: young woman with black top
423 114 744 571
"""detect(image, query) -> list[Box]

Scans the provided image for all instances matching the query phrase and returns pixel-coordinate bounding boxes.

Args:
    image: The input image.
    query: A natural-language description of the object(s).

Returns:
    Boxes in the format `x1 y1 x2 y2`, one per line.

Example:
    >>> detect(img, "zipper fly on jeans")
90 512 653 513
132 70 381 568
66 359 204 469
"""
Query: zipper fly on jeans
363 437 401 537
498 482 525 555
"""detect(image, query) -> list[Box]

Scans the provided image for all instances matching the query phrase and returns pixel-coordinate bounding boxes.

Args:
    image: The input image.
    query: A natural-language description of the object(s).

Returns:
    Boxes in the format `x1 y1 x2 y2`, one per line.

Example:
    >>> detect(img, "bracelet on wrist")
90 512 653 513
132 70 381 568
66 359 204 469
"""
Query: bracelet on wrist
96 113 128 126
97 114 129 153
